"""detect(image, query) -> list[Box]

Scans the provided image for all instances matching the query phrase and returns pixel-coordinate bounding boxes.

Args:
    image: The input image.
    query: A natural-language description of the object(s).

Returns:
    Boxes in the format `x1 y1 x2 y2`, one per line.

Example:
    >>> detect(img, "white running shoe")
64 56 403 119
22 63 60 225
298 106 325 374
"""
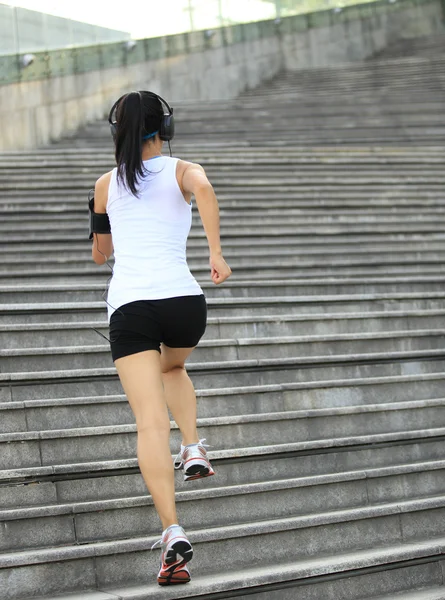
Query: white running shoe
174 438 215 481
151 524 193 586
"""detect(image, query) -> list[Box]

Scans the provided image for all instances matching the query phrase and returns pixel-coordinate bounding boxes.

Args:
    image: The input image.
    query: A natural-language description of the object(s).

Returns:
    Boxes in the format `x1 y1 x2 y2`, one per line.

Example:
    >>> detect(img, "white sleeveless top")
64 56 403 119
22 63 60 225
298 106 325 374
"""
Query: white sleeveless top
105 156 203 322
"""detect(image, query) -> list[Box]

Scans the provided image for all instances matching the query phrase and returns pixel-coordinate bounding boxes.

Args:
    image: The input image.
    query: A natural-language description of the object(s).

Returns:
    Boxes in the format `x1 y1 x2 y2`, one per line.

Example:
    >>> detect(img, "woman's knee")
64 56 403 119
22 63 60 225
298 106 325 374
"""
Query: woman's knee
160 344 195 373
136 417 170 436
161 363 186 376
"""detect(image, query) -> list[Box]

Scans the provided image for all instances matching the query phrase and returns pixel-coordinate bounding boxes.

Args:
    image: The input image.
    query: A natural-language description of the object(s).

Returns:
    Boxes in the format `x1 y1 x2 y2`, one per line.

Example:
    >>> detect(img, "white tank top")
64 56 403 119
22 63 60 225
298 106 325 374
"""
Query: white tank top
105 156 203 322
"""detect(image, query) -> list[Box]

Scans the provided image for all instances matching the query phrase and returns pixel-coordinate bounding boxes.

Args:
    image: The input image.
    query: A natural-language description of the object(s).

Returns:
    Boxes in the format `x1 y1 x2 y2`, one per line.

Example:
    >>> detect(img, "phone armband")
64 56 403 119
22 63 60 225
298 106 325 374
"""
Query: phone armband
88 190 111 240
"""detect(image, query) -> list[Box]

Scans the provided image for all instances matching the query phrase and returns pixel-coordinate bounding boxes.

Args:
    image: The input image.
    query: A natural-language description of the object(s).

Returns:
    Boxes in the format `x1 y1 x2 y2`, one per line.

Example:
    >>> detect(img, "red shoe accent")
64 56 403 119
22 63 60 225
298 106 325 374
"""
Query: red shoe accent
158 559 191 586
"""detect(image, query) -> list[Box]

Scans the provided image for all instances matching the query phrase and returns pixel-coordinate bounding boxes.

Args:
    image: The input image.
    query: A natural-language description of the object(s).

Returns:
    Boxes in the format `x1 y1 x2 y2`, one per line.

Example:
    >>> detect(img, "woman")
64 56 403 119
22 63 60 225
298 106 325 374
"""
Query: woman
91 90 232 586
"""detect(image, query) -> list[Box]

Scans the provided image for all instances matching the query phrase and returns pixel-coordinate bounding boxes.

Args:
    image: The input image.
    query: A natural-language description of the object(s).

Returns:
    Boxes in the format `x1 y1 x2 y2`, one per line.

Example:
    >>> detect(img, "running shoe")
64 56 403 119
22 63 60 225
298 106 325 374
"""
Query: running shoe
174 438 215 481
151 524 193 586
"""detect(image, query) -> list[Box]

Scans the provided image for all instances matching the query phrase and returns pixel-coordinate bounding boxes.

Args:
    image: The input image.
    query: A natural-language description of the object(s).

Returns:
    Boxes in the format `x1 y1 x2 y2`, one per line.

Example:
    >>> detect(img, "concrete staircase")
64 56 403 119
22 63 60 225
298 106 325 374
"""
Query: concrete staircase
1 32 445 599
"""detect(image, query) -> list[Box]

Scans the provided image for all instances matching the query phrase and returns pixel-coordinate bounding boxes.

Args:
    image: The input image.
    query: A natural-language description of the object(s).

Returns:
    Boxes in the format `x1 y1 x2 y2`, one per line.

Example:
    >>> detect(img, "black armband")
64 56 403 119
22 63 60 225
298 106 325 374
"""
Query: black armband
88 190 111 240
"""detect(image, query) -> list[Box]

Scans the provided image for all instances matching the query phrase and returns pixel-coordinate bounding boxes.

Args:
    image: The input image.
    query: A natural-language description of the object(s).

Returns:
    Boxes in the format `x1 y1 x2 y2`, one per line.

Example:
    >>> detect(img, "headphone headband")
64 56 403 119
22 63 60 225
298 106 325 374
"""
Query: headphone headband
108 91 175 142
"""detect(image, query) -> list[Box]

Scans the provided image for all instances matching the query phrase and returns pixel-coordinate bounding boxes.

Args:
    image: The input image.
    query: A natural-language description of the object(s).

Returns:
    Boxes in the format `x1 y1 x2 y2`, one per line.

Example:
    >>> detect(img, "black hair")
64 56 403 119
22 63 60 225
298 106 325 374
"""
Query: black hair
114 91 164 196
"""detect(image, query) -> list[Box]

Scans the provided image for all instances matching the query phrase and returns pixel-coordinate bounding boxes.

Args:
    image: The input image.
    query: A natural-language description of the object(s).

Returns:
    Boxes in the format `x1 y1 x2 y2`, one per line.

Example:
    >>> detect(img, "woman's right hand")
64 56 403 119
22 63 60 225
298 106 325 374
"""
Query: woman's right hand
210 253 232 285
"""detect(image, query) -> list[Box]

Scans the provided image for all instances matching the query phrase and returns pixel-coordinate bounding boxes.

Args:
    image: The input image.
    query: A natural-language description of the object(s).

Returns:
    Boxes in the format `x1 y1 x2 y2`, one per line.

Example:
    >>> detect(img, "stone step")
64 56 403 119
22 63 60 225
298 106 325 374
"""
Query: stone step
1 497 445 598
2 328 445 372
3 276 445 301
1 455 445 554
5 194 445 210
1 308 444 348
5 147 445 160
66 114 445 127
259 65 445 81
3 398 445 470
5 265 445 285
2 370 445 432
68 135 445 146
4 231 445 249
3 224 443 243
4 207 445 221
2 292 445 324
5 238 445 255
3 423 445 508
3 259 445 281
240 79 445 94
27 541 445 600
5 148 445 160
6 207 445 223
3 176 445 192
238 84 445 99
3 181 445 192
4 157 445 173
5 201 445 217
4 243 445 261
3 165 445 182
3 230 445 248
2 224 445 245
4 164 445 178
21 268 445 284
369 587 445 600
2 348 445 402
5 265 445 284
5 143 445 154
4 253 445 273
25 209 445 223
67 135 445 147
5 189 445 205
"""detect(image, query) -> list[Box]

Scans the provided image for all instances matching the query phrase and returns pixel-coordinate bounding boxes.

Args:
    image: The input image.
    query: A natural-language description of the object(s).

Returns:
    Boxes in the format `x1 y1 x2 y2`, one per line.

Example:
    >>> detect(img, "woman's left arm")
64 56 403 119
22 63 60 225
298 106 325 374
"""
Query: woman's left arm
91 172 113 265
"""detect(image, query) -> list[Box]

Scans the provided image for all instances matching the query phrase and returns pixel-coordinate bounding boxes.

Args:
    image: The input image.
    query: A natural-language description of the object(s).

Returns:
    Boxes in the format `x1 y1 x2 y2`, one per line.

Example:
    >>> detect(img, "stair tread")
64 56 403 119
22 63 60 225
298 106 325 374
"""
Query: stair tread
1 427 445 483
3 494 445 565
368 586 445 599
30 536 445 600
2 460 445 521
1 396 445 438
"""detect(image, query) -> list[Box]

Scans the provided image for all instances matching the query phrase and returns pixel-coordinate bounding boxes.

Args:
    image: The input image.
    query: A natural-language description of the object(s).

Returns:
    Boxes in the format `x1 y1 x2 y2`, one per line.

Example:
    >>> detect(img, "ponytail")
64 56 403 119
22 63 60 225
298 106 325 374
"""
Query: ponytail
115 92 145 196
113 91 164 196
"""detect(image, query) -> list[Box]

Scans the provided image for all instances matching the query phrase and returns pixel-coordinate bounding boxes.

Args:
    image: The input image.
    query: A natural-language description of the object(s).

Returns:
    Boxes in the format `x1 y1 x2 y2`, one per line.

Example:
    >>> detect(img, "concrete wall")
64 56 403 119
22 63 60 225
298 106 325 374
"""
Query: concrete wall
0 0 443 152
281 0 444 69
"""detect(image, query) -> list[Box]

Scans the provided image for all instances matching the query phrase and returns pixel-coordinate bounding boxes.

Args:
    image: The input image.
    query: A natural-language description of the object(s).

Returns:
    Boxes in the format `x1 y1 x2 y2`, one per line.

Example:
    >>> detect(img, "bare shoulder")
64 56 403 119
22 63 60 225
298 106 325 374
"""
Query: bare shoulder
95 170 113 192
94 170 113 213
177 160 210 194
176 159 204 178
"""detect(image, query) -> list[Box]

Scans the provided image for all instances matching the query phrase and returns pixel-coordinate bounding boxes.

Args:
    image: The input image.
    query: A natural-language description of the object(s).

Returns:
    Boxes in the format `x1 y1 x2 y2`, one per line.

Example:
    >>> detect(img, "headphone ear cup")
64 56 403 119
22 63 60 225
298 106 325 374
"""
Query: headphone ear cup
159 114 175 141
110 122 117 142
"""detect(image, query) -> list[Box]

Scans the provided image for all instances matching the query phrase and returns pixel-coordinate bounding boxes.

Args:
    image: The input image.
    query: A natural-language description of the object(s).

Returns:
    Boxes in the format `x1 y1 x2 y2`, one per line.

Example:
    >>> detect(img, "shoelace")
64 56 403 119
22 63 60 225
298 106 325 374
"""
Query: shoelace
173 438 211 470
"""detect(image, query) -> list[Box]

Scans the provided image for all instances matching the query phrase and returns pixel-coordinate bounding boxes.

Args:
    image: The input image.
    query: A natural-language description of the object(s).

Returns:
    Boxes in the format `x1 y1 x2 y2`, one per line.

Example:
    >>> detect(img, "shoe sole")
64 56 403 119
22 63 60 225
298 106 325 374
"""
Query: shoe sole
183 459 215 480
158 561 191 586
158 540 193 586
165 540 194 565
184 466 215 481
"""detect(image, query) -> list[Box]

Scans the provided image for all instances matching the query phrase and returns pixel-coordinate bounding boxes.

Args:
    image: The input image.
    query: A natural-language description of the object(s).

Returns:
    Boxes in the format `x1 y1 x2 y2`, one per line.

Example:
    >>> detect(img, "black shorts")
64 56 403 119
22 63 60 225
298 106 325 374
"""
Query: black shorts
109 294 207 362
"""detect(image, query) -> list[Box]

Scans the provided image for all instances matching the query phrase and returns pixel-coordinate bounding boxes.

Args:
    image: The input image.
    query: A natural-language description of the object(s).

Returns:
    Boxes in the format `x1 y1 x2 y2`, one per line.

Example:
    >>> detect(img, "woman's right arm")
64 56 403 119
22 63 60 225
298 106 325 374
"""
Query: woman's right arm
182 163 232 285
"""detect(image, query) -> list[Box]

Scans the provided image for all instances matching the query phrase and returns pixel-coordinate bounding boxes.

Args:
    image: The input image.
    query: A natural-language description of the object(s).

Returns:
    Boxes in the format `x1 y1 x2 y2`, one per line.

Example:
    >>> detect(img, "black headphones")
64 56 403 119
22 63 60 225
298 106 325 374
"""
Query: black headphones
108 91 175 142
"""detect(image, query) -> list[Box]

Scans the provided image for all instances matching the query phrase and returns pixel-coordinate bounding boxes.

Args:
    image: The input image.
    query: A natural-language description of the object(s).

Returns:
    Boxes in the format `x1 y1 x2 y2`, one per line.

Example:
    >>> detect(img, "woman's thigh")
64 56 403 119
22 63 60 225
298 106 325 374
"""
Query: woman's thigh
114 350 169 430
